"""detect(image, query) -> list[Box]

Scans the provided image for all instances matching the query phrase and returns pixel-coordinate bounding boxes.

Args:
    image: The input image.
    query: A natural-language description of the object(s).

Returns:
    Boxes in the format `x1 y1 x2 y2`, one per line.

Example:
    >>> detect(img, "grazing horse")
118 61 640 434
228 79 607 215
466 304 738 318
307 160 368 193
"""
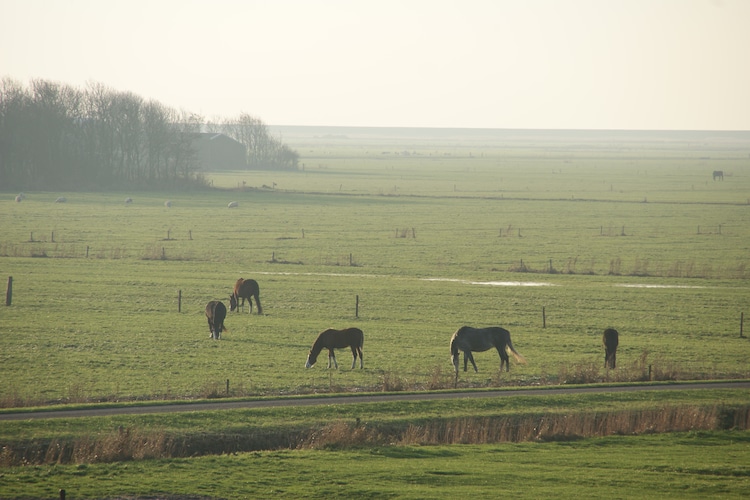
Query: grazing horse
450 326 526 373
713 170 724 181
305 327 364 369
229 278 263 314
205 300 227 340
603 328 619 369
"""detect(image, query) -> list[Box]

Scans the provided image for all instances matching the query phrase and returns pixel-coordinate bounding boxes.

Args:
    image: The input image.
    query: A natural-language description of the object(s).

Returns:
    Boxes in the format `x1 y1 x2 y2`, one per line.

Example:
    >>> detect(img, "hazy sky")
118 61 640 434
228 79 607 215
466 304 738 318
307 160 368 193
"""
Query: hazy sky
2 0 748 130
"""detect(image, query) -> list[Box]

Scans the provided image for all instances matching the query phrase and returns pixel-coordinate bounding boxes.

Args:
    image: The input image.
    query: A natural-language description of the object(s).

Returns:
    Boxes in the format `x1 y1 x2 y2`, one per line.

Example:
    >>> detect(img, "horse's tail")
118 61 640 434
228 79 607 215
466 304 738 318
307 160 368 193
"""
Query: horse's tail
506 339 527 364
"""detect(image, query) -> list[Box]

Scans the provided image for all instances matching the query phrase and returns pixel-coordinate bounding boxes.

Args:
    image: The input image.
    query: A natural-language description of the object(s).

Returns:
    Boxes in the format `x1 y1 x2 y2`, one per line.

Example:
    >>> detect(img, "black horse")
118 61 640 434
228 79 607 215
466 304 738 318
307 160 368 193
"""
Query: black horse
713 170 724 181
229 278 262 314
449 326 526 373
305 327 364 369
205 300 227 340
603 328 619 369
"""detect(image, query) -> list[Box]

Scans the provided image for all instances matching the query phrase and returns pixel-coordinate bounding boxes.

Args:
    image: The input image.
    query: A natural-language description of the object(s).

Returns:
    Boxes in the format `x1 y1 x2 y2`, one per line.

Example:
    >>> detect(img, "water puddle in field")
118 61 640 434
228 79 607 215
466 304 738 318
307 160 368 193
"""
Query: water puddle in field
254 272 554 286
253 272 705 289
422 278 555 287
255 271 384 278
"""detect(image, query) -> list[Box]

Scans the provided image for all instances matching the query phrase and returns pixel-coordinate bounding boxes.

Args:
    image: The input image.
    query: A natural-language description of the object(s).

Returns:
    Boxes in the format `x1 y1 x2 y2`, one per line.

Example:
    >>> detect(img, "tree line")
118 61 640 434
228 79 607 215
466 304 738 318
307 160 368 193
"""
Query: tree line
0 78 299 190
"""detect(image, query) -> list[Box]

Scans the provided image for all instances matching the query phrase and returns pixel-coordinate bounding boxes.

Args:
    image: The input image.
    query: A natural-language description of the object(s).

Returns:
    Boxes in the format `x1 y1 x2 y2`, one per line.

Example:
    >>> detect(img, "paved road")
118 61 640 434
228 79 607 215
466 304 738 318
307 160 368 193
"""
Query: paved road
2 381 748 421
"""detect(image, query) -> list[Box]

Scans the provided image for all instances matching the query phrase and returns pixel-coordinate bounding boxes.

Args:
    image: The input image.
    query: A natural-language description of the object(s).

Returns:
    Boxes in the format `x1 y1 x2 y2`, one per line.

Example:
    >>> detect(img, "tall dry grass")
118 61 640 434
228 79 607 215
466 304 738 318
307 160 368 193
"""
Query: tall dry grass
302 404 749 449
2 405 748 466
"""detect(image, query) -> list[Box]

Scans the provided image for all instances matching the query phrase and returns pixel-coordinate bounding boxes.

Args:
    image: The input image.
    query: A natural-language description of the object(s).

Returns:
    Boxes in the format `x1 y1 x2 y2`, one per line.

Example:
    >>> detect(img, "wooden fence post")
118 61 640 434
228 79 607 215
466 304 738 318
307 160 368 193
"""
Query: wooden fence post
5 276 12 306
355 295 359 318
741 312 745 338
178 290 182 313
542 306 546 328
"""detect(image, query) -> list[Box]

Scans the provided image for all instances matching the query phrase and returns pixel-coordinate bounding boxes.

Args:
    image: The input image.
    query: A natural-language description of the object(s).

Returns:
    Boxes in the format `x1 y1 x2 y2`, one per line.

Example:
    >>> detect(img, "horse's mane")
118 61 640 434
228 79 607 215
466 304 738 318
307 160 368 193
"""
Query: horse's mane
311 332 327 351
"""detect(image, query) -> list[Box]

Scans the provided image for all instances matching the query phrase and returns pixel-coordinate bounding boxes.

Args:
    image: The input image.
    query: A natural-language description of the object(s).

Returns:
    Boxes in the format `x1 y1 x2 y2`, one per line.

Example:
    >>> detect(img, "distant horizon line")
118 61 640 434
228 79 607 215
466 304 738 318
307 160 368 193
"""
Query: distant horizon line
270 124 750 134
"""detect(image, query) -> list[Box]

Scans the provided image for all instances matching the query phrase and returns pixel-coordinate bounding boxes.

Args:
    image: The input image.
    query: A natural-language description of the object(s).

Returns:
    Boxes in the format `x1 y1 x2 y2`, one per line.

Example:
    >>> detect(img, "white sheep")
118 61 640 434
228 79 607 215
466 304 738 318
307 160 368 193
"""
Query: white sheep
227 201 239 208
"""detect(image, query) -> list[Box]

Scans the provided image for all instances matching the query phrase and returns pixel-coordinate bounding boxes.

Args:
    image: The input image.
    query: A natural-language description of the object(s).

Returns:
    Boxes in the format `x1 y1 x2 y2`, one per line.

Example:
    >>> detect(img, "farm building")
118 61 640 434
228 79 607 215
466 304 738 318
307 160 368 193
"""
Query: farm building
189 133 247 171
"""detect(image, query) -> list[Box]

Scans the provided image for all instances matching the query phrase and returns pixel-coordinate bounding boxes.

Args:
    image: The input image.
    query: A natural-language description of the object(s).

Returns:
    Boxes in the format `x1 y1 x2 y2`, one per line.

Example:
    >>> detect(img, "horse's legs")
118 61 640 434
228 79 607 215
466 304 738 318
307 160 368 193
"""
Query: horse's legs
466 352 478 372
499 349 510 372
606 350 616 369
347 346 363 369
207 318 213 338
328 349 338 369
605 349 616 369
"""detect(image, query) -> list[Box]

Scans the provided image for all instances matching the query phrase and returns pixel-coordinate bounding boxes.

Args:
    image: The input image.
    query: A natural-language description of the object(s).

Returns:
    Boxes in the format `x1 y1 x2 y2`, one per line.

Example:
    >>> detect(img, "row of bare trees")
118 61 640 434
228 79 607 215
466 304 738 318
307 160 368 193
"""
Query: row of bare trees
0 78 298 190
209 113 298 170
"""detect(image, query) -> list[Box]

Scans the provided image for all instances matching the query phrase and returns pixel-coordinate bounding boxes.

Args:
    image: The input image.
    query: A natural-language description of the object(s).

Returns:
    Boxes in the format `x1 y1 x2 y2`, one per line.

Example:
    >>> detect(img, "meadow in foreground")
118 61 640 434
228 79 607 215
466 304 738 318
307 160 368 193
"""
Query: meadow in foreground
2 431 748 499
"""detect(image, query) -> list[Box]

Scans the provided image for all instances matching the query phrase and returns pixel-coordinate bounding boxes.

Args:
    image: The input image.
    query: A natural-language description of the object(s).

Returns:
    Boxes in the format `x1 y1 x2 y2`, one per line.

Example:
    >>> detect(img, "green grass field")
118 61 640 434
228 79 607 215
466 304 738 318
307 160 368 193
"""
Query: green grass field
2 129 748 403
2 431 749 499
1 128 749 498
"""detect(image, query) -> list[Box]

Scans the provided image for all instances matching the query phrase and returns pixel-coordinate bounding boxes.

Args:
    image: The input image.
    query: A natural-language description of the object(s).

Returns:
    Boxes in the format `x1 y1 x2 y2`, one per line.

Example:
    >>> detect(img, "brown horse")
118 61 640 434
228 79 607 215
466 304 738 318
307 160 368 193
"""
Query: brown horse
603 328 619 369
229 278 262 314
450 326 526 373
205 300 227 340
305 328 364 369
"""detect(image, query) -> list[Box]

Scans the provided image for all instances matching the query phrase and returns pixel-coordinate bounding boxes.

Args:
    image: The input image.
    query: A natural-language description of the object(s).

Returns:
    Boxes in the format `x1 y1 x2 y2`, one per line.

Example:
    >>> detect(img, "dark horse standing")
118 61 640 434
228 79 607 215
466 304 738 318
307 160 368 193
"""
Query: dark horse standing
205 301 227 340
603 328 619 369
305 328 364 369
229 278 262 315
450 326 526 373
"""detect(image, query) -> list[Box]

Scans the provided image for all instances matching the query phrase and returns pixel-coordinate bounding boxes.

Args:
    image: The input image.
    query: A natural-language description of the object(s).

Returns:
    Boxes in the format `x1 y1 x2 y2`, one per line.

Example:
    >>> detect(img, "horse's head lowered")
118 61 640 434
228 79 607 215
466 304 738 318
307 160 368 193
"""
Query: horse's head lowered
229 294 238 312
305 350 319 369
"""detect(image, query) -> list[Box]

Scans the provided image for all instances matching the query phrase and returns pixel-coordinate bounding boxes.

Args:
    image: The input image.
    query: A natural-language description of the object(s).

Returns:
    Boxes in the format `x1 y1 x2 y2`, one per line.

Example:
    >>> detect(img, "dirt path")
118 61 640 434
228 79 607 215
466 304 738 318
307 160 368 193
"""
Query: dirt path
2 381 748 421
